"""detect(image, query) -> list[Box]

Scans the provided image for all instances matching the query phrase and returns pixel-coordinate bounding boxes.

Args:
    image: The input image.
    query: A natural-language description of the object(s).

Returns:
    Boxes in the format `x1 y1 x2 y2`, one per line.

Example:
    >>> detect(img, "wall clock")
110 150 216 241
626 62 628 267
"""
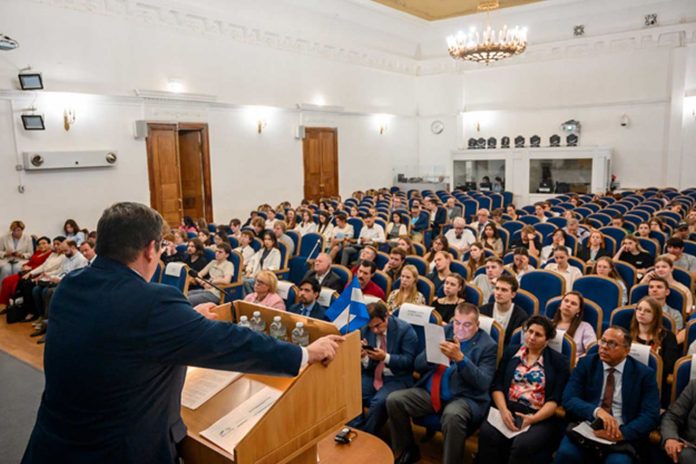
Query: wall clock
430 120 444 135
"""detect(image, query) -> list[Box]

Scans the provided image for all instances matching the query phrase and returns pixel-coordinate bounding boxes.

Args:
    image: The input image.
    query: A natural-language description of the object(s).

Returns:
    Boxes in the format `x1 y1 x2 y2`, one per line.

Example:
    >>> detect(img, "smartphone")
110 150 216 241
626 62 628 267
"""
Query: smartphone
513 414 524 429
590 418 604 430
363 345 376 351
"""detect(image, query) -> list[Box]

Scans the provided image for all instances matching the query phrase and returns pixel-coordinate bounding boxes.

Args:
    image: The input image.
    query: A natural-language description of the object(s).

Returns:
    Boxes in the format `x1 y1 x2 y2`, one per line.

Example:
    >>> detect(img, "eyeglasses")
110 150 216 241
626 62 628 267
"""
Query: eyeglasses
255 280 269 286
453 320 476 329
598 338 622 350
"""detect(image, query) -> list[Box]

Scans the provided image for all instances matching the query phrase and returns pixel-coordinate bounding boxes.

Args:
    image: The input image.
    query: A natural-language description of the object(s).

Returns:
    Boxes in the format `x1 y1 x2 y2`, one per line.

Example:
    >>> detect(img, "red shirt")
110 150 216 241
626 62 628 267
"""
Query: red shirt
361 280 385 300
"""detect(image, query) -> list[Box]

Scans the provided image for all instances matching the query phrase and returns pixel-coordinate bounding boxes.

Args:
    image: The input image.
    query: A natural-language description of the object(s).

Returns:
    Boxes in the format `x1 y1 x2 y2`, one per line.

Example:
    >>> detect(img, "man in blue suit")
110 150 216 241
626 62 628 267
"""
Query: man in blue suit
22 202 343 464
409 201 430 243
554 326 660 464
348 301 417 435
287 278 329 321
387 302 497 464
423 196 447 236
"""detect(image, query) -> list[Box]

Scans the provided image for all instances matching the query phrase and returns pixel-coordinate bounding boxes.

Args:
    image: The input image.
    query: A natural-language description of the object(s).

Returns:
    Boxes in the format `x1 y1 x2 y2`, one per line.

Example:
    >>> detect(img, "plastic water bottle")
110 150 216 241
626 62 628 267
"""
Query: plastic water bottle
238 315 251 329
291 322 309 347
250 311 266 333
269 316 287 341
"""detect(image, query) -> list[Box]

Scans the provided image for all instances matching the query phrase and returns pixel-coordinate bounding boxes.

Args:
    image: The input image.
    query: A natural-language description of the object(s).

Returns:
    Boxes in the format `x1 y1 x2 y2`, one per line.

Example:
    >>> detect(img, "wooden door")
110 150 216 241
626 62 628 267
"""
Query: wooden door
179 129 205 220
146 123 182 226
303 128 338 202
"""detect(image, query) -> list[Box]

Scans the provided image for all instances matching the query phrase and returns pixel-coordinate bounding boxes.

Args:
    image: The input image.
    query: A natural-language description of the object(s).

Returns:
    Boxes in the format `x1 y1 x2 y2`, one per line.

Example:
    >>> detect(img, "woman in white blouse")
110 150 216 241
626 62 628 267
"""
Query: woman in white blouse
0 220 34 281
295 209 318 236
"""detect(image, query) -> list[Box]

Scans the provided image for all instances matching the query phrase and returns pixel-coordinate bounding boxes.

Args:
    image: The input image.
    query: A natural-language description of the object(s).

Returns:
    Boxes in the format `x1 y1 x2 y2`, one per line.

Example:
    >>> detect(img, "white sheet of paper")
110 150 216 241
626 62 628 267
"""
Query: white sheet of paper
479 315 494 335
547 330 565 354
164 262 185 277
363 295 381 304
276 280 293 300
318 287 334 307
572 421 616 445
182 368 242 410
486 408 530 439
424 323 450 366
398 303 433 326
629 343 650 366
200 386 282 452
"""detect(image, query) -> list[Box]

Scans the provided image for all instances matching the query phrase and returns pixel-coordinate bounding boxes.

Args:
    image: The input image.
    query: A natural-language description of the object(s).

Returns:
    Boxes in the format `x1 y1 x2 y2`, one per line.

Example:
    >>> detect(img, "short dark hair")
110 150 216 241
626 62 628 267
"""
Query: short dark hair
65 240 78 249
607 325 632 348
390 247 407 259
496 274 519 292
79 239 96 250
53 236 66 243
95 202 164 264
666 237 685 249
524 315 556 340
368 301 389 321
454 302 480 320
299 278 321 293
217 242 231 255
358 259 377 274
63 219 80 234
37 236 51 245
648 275 670 288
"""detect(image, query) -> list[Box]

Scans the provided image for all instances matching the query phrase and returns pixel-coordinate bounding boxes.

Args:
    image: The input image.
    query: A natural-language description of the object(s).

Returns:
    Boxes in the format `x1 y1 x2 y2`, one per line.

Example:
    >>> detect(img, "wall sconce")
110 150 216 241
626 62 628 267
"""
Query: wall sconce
64 109 76 131
475 121 481 132
257 119 267 134
378 122 387 135
620 114 630 128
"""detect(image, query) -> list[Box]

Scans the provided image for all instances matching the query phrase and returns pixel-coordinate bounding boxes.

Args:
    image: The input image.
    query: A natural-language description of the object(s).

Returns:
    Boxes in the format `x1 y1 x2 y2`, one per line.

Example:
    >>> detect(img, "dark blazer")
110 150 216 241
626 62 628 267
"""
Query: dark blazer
302 269 343 292
479 303 530 345
562 353 660 444
492 344 569 408
415 327 497 424
661 380 696 446
411 211 430 233
577 246 611 262
431 206 447 234
22 257 303 464
360 316 418 384
288 301 329 321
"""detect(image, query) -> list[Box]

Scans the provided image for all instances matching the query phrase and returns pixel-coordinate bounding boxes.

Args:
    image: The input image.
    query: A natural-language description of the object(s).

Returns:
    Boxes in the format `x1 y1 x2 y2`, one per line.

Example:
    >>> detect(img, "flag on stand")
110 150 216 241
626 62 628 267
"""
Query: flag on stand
324 276 370 334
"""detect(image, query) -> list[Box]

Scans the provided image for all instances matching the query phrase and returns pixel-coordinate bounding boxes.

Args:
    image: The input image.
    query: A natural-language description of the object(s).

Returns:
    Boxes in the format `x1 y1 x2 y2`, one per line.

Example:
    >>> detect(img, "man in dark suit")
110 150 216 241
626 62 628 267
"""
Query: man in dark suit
348 301 417 435
21 202 343 464
662 379 696 463
387 303 497 464
287 278 328 321
479 275 529 345
301 252 343 292
410 201 430 243
424 196 447 236
554 326 660 464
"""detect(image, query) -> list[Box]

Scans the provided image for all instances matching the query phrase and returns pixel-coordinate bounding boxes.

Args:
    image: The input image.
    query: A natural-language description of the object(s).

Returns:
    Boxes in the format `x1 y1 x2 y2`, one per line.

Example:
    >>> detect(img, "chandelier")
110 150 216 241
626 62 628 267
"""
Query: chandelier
446 1 527 65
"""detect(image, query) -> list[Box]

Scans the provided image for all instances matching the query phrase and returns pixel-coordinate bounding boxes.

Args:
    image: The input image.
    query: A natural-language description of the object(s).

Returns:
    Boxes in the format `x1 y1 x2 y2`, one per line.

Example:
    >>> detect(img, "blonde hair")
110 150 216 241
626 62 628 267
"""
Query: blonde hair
392 264 420 308
9 220 25 231
256 270 278 293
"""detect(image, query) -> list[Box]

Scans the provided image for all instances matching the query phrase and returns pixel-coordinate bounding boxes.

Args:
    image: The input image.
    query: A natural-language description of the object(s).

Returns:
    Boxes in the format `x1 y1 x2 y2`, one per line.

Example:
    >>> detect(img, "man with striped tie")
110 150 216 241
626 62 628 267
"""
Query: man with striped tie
348 301 417 436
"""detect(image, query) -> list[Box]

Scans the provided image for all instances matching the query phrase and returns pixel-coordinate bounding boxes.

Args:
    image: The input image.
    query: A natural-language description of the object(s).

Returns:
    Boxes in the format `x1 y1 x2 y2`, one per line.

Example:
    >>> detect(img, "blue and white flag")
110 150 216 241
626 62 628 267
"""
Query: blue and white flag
325 276 370 334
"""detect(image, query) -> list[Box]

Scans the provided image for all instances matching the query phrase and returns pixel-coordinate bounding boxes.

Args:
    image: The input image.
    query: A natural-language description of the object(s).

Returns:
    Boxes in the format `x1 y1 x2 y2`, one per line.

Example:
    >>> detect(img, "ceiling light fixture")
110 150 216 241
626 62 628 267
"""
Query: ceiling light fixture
446 0 527 65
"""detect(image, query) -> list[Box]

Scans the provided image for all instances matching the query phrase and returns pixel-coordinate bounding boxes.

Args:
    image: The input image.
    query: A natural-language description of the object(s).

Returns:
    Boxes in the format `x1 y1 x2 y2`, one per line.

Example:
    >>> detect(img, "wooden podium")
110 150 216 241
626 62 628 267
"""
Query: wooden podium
179 302 362 464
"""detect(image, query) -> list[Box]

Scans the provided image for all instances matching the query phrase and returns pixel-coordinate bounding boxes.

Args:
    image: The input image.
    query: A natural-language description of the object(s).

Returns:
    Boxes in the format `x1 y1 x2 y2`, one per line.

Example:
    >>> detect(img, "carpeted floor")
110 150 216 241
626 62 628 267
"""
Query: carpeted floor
0 351 43 464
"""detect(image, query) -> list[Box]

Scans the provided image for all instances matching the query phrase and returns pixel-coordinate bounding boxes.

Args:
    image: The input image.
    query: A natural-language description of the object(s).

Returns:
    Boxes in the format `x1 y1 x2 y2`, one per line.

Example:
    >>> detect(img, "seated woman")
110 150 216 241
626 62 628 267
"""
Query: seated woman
295 209 318 236
197 230 212 246
386 265 425 312
511 225 540 259
0 236 51 312
385 212 408 244
188 243 235 306
159 234 185 264
394 235 416 256
432 274 466 323
424 235 449 272
316 211 334 246
179 215 198 234
631 296 679 404
576 230 610 264
466 242 487 280
426 251 452 292
0 220 34 281
551 291 597 359
284 209 297 231
478 315 569 464
544 247 582 289
613 235 654 277
243 231 281 293
184 238 209 274
540 229 572 264
243 270 285 310
481 223 504 257
507 247 535 282
640 255 693 310
649 217 666 234
591 256 628 305
63 219 86 246
635 222 652 240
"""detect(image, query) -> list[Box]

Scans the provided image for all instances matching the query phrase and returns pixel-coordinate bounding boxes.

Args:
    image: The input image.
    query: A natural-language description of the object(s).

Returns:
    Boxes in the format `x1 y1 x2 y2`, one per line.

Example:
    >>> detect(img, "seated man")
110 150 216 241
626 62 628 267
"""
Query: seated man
666 237 696 275
445 217 476 255
301 253 342 292
341 215 385 267
328 213 355 264
382 247 406 283
472 256 504 303
187 243 235 306
648 275 684 341
287 278 328 321
423 197 447 236
348 301 417 435
479 274 529 345
356 259 386 300
233 230 256 263
273 221 295 257
554 326 660 464
350 246 378 274
386 303 497 464
78 240 97 265
662 379 696 464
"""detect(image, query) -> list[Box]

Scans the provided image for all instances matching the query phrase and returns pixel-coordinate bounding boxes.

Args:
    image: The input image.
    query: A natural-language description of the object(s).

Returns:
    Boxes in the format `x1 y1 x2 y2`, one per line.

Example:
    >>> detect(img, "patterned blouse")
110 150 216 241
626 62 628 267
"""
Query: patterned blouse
507 346 546 411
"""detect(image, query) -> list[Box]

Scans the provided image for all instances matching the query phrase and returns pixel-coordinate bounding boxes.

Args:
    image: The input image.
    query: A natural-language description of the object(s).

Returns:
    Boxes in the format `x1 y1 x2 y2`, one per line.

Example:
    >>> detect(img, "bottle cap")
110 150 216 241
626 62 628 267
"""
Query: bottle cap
253 311 261 317
296 322 304 328
273 316 281 321
240 315 248 321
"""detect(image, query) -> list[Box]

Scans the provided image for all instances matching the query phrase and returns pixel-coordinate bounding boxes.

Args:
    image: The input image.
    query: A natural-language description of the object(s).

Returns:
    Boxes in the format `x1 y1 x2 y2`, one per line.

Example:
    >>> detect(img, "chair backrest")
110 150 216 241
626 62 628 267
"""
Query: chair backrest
161 262 190 295
501 220 524 238
613 260 637 288
412 242 426 257
478 316 505 366
683 240 696 258
203 248 216 262
347 217 363 238
518 215 540 225
608 306 635 331
572 276 622 323
599 226 628 248
546 217 568 229
545 295 603 338
672 267 694 293
372 270 392 297
404 255 428 276
629 283 687 318
671 356 696 402
330 264 352 289
374 251 390 270
285 230 300 256
227 236 239 249
463 283 484 307
449 260 470 281
533 222 557 237
687 319 696 356
228 250 243 285
512 288 540 317
509 327 577 370
298 232 324 259
276 280 300 305
520 270 566 313
150 260 165 283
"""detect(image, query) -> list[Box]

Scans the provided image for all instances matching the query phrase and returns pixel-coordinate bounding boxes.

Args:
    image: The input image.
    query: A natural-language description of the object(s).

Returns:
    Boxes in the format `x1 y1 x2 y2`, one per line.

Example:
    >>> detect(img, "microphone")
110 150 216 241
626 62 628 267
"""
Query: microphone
307 238 321 260
187 268 229 297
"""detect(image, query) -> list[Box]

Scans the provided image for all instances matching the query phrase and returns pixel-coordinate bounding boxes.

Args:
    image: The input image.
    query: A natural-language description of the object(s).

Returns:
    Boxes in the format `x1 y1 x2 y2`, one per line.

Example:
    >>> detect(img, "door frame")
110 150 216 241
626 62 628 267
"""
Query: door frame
303 127 339 201
179 122 214 223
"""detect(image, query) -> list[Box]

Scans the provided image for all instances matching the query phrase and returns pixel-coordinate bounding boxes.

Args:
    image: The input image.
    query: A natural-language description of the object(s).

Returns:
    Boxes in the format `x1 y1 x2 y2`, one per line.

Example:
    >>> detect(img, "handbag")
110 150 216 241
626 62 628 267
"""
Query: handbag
6 304 27 324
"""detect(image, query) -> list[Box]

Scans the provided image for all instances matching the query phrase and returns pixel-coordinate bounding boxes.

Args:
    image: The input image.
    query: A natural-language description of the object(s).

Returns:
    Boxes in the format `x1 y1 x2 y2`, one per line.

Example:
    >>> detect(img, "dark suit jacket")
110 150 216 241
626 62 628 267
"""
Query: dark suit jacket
479 303 530 345
360 316 418 384
431 206 447 234
302 269 343 292
577 246 611 262
562 353 660 444
661 380 696 445
492 345 569 408
288 301 329 321
411 211 430 233
22 257 303 464
415 328 497 424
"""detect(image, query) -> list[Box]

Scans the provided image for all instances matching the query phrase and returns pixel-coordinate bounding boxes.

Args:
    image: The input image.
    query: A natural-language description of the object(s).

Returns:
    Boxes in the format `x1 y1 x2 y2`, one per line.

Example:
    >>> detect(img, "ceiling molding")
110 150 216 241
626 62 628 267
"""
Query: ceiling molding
371 0 543 21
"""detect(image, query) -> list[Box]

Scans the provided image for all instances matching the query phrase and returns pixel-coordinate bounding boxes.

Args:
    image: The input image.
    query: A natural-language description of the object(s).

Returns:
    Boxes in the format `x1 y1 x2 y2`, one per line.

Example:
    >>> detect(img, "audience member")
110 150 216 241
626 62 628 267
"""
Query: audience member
465 242 487 281
342 215 385 266
184 239 209 274
287 278 328 320
472 256 504 303
552 291 597 359
295 209 318 236
243 270 285 310
302 253 342 292
424 235 449 271
180 215 197 234
234 230 256 263
243 231 281 292
423 197 447 236
640 256 693 310
445 217 476 255
647 276 684 340
507 247 535 282
511 225 540 259
409 201 429 243
273 221 295 257
13 237 66 320
479 275 529 345
540 229 572 264
481 223 504 256
614 236 654 276
506 204 519 222
78 240 97 265
0 220 34 281
591 257 628 305
386 265 425 312
386 212 408 243
470 209 492 236
396 236 416 255
545 247 582 289
661 379 696 464
188 243 234 306
382 247 406 283
564 218 590 242
0 236 51 312
432 274 466 323
355 260 386 300
328 213 355 263
533 204 548 223
665 237 696 274
426 251 452 292
577 230 611 263
445 198 462 223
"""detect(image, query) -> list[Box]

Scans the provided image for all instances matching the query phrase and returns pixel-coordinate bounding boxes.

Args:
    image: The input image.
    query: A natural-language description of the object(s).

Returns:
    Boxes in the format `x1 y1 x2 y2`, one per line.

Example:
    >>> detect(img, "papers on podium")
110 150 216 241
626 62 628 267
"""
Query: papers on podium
486 408 530 439
182 368 242 410
200 386 283 453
